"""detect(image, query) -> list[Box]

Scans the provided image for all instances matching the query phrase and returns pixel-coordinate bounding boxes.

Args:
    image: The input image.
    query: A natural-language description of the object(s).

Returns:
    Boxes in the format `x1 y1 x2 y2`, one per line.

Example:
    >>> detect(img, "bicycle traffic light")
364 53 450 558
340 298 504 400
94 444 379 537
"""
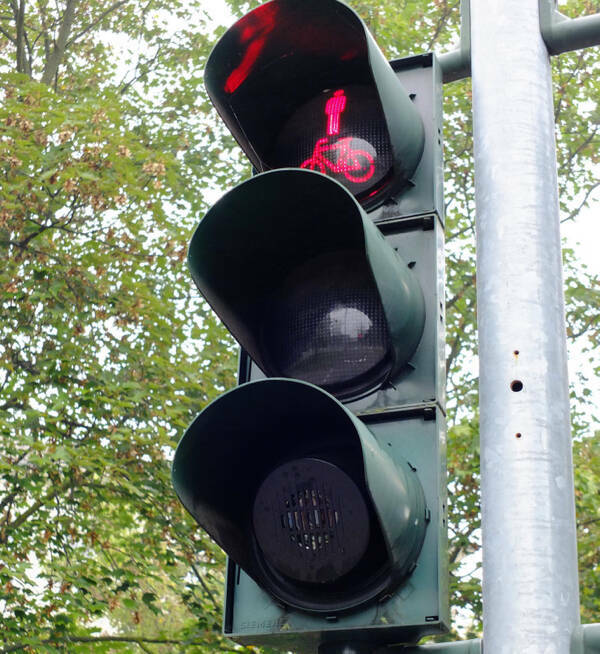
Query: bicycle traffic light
172 0 447 651
204 0 424 211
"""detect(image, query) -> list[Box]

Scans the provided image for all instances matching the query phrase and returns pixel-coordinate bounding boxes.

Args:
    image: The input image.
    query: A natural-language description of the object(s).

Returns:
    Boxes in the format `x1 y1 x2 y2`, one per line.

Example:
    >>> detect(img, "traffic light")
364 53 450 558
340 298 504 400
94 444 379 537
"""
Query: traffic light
203 0 424 211
172 0 447 651
186 169 425 403
173 377 429 615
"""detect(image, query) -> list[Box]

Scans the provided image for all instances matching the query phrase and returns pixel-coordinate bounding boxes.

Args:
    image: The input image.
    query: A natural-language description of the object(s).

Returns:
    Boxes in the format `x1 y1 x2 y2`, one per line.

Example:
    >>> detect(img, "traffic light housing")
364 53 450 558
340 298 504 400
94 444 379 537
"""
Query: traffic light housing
172 0 447 650
173 378 428 614
204 0 424 210
187 169 425 403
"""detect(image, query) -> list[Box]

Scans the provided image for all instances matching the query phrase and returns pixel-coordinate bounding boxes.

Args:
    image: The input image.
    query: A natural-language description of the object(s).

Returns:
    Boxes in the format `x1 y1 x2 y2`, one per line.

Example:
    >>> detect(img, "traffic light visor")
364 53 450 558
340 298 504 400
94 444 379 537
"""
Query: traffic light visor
188 169 425 402
205 0 425 209
172 378 428 613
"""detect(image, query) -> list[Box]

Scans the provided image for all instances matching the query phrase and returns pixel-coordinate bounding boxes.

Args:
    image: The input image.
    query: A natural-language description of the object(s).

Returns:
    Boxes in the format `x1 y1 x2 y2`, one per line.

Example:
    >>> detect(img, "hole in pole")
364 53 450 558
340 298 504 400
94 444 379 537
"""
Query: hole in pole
510 380 523 392
515 432 522 439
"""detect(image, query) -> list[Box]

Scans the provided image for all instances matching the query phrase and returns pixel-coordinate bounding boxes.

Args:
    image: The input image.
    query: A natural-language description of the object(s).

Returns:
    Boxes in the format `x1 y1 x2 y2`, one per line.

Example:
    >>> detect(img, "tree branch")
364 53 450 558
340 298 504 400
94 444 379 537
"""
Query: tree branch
446 272 475 310
446 313 468 375
0 478 73 544
578 516 600 528
568 311 599 340
449 523 480 566
0 491 19 517
554 49 587 123
191 562 220 611
14 0 27 74
66 0 129 47
0 24 16 44
426 0 453 50
36 0 52 64
120 46 162 96
560 179 600 224
41 0 78 86
0 398 27 412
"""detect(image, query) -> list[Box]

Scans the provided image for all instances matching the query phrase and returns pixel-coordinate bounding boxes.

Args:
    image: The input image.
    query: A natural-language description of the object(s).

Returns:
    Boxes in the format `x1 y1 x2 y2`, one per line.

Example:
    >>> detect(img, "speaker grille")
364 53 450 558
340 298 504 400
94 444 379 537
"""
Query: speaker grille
252 458 370 584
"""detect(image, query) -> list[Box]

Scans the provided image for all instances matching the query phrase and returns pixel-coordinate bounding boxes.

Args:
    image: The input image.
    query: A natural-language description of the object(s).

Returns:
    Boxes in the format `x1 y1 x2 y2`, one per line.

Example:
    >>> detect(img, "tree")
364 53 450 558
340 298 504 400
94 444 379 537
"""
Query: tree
0 0 243 651
0 0 598 651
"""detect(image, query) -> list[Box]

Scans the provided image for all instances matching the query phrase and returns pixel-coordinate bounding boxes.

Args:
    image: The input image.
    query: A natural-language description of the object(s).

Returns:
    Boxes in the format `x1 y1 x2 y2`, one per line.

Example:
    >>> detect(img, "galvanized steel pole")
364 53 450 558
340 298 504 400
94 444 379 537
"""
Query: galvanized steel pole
471 1 580 653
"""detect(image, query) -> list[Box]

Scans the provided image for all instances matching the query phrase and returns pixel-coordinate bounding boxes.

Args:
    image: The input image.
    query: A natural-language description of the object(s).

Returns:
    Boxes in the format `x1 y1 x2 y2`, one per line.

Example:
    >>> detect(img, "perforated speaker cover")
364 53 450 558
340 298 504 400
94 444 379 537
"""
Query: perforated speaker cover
252 457 370 584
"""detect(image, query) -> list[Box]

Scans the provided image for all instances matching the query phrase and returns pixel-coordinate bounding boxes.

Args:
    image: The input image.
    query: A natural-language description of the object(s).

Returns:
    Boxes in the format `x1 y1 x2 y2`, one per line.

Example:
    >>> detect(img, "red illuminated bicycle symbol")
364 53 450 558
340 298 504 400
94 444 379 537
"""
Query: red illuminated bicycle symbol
300 136 375 184
299 89 376 184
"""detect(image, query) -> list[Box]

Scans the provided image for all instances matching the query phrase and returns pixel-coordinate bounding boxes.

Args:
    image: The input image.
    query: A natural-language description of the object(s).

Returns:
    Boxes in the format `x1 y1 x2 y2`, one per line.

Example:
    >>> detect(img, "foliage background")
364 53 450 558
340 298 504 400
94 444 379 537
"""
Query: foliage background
0 0 598 651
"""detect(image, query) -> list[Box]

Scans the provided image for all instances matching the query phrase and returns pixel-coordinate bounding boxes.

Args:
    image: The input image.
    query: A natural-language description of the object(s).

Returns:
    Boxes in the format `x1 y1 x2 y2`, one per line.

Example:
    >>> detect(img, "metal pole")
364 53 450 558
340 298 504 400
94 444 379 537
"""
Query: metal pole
438 0 471 83
390 640 482 654
471 1 580 653
540 0 600 55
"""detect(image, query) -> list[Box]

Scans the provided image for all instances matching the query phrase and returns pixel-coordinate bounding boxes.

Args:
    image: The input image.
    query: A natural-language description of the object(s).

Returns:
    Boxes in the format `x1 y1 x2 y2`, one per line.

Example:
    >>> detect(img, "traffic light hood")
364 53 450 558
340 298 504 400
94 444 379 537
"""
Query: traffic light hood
204 0 425 210
188 168 425 402
172 378 428 613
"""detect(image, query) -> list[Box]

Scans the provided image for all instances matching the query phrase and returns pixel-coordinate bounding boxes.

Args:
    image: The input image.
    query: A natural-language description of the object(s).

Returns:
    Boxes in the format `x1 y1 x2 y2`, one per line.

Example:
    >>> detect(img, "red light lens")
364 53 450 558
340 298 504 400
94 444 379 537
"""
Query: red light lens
273 85 393 198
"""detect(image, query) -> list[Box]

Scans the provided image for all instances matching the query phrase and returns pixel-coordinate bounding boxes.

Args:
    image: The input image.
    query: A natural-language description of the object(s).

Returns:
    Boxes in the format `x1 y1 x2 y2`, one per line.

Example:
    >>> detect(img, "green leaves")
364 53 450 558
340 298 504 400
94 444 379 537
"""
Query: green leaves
0 1 235 651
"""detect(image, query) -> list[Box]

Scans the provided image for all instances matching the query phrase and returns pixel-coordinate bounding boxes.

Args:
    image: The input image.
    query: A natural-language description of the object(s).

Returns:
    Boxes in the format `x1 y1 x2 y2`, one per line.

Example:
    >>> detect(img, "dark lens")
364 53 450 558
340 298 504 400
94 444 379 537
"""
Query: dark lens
261 251 391 396
253 458 370 584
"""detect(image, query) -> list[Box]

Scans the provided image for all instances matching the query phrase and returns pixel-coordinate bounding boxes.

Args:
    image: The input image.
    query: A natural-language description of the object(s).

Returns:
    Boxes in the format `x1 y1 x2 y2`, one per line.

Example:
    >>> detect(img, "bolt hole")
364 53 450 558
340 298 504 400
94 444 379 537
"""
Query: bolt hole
514 350 519 356
510 380 523 392
515 432 522 439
